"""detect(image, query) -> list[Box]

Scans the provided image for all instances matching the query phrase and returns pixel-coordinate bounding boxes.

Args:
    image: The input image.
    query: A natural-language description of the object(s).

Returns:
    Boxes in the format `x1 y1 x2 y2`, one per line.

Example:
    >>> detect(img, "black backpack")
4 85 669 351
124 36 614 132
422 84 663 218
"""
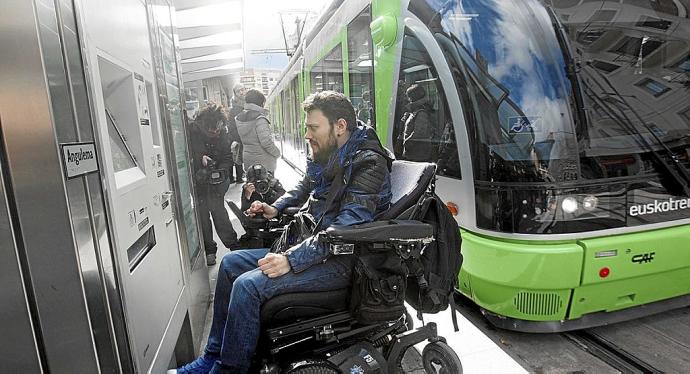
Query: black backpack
400 190 463 320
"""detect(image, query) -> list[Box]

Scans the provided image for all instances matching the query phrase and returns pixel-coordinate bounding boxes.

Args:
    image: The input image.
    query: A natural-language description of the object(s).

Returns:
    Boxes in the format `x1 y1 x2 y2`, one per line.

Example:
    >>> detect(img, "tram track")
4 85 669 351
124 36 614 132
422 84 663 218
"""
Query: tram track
453 294 690 373
563 330 661 374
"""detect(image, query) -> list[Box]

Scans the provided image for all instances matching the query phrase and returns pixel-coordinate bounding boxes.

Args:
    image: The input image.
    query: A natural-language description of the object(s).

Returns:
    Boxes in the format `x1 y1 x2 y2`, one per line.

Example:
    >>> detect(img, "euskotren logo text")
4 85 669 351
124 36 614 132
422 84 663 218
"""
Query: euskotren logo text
629 197 690 216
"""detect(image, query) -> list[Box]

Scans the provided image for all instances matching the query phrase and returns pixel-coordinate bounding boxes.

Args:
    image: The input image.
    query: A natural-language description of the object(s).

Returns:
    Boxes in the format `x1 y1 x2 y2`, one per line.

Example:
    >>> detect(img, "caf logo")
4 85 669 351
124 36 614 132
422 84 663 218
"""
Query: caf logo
631 252 655 264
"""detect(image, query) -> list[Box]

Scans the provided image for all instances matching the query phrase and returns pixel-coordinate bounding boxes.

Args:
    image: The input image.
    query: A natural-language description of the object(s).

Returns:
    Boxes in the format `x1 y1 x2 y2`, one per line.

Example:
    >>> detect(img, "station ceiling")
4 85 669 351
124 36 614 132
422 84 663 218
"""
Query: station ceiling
172 0 244 82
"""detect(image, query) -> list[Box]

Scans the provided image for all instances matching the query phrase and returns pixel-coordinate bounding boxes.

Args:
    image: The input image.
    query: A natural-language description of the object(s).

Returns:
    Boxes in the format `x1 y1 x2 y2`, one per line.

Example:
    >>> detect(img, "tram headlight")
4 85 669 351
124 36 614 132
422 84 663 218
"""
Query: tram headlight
561 196 579 214
582 195 599 212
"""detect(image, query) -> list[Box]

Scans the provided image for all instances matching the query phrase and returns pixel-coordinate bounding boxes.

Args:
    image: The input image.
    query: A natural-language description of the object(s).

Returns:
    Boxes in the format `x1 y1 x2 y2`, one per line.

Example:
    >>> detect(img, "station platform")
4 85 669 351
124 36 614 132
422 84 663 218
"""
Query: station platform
199 158 527 373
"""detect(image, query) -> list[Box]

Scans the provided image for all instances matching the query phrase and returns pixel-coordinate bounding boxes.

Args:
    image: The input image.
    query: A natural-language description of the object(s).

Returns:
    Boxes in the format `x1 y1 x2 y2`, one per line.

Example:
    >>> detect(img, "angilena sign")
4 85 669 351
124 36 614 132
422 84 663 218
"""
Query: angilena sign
61 142 99 179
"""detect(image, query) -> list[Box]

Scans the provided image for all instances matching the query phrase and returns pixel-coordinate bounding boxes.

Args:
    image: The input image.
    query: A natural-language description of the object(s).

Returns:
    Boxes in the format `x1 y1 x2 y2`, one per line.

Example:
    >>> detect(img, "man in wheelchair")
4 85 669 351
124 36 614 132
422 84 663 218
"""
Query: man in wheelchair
174 91 462 374
173 91 395 373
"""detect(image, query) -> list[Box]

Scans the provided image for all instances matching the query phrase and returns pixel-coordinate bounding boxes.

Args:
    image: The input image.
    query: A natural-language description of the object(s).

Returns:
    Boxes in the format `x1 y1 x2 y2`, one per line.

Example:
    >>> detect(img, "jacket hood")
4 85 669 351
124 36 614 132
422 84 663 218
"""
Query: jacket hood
235 103 269 123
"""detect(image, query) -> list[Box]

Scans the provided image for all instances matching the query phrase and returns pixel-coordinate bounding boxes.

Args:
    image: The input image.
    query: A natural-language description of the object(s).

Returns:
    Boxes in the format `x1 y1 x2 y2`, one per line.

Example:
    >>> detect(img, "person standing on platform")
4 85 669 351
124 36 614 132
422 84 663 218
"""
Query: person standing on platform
235 89 281 173
190 103 241 266
228 84 246 183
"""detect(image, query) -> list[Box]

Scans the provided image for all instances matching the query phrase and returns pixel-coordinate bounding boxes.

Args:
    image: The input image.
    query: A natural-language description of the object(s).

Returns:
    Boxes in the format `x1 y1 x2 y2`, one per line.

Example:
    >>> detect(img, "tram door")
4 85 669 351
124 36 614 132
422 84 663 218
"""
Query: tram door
392 19 472 224
79 0 184 370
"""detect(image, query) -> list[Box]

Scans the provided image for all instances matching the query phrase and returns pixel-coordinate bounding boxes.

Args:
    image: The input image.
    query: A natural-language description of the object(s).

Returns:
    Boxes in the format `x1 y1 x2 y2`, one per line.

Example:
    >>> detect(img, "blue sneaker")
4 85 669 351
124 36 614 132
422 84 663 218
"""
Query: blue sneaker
168 354 218 374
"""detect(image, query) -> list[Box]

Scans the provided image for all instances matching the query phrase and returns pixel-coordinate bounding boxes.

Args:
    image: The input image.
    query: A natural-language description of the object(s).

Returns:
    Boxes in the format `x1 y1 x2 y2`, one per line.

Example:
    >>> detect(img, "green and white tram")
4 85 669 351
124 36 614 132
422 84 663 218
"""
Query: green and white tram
267 0 690 332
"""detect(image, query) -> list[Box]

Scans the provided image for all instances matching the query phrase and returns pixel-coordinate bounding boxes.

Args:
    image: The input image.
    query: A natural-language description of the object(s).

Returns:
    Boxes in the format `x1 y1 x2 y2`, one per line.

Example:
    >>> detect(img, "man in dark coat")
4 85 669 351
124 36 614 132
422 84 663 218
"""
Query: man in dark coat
190 103 240 266
399 84 434 162
172 91 392 374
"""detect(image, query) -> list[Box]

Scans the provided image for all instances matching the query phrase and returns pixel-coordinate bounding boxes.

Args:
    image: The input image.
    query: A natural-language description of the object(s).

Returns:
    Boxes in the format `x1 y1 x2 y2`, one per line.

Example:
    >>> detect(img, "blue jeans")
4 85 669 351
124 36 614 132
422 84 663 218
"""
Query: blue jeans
205 248 352 373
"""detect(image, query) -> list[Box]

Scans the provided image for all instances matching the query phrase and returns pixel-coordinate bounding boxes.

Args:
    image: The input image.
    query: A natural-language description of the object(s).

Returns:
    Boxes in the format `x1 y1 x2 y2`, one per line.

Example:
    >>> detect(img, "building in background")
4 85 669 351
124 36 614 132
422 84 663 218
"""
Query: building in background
173 0 244 117
172 0 324 117
240 68 282 96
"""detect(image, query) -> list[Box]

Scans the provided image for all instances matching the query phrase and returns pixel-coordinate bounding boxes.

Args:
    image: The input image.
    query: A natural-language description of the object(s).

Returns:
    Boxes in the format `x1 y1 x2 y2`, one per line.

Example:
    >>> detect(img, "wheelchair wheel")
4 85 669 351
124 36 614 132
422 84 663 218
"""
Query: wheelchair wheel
404 310 415 330
422 341 462 374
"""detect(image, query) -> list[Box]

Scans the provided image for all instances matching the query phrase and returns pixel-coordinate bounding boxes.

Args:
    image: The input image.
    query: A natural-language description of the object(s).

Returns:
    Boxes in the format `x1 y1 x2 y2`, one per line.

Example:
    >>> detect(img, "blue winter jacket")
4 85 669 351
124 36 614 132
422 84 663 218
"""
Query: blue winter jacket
272 125 393 273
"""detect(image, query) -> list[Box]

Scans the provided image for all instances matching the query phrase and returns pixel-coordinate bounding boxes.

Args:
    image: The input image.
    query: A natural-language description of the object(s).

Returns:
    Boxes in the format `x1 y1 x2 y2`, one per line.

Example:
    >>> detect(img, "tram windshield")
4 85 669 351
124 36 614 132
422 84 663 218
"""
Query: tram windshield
419 0 690 184
415 0 690 233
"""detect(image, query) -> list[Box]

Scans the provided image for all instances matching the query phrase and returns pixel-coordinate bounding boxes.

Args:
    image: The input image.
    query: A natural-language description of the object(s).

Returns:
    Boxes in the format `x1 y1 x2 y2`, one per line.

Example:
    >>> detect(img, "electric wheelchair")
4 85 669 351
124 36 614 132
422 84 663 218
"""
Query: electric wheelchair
228 160 462 374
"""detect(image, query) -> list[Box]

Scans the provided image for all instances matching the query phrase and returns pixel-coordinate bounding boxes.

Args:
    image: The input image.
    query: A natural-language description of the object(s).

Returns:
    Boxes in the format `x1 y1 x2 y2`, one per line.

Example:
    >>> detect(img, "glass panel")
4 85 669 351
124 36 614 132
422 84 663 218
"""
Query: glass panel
310 45 344 93
393 32 460 179
428 0 582 183
156 18 202 261
347 6 375 127
416 0 690 232
290 77 306 167
546 1 690 181
98 58 145 175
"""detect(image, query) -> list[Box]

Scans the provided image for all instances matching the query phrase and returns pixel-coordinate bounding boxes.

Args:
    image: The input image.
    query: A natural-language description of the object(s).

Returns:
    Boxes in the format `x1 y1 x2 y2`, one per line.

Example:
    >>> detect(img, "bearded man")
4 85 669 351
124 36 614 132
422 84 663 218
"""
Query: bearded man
172 91 392 374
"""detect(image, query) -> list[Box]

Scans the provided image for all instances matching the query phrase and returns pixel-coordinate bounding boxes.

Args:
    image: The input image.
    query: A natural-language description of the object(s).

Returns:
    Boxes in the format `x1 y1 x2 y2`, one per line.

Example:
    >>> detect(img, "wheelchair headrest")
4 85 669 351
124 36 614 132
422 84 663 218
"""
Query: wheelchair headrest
376 160 436 220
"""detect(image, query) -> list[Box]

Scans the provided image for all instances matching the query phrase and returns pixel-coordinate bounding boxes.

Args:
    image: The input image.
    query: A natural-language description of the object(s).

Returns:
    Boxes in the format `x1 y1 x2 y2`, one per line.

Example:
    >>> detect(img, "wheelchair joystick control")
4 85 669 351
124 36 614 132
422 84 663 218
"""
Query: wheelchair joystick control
259 363 281 374
318 325 335 340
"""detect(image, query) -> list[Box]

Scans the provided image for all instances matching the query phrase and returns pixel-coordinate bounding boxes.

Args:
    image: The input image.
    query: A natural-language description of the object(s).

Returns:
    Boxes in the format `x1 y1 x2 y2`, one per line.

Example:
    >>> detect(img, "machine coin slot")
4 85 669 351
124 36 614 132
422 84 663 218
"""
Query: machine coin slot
162 192 173 225
128 226 156 272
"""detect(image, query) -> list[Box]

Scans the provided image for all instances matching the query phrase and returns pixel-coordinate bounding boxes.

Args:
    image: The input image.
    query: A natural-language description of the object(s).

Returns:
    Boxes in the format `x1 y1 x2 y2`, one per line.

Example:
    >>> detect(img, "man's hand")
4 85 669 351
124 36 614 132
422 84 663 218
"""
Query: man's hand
258 253 291 278
201 155 213 167
246 201 278 219
243 183 256 200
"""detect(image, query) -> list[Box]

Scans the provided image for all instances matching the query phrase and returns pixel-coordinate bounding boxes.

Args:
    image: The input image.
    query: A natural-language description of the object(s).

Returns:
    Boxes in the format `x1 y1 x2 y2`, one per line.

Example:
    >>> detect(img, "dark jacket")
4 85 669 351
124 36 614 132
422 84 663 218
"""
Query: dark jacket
228 96 244 164
272 125 393 273
236 103 281 173
400 97 433 162
190 123 234 189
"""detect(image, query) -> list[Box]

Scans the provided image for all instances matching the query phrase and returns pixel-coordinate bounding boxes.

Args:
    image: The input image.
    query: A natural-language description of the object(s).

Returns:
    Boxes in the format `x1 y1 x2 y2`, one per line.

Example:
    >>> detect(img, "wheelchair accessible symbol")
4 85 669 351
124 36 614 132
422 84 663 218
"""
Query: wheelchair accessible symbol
350 365 364 374
509 116 541 134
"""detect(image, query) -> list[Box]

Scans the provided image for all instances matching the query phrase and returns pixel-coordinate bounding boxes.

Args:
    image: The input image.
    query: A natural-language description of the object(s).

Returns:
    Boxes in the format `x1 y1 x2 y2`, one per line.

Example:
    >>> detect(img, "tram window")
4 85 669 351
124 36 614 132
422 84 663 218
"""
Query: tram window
347 6 375 127
393 32 460 179
310 45 344 93
281 90 294 157
290 77 306 160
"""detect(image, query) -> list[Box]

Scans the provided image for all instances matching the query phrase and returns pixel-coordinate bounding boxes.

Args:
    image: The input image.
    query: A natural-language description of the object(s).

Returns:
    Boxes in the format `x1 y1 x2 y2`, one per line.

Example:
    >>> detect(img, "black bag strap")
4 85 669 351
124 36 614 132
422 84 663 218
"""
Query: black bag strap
451 297 459 332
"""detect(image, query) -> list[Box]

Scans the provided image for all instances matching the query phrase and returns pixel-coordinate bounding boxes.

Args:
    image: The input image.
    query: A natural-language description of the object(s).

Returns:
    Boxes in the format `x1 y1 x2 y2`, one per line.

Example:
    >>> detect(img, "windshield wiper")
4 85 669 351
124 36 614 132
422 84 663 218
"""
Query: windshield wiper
546 8 589 140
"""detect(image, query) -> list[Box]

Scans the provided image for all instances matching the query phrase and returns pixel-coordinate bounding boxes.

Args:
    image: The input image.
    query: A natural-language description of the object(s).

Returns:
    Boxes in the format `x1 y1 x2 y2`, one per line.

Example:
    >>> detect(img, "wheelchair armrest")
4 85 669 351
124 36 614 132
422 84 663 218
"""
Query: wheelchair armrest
322 220 434 244
226 200 269 229
282 206 301 217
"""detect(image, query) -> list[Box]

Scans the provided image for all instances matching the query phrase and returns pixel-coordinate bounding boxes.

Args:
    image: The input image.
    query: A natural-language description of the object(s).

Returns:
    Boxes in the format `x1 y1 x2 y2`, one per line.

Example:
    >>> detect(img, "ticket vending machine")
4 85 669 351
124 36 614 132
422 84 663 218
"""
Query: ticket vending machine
0 0 209 372
79 0 209 371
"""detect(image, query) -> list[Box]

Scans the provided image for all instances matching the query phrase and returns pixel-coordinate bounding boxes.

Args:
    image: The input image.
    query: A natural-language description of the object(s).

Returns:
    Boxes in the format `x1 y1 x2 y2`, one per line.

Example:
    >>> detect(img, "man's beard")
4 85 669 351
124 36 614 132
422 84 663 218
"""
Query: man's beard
313 131 338 165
